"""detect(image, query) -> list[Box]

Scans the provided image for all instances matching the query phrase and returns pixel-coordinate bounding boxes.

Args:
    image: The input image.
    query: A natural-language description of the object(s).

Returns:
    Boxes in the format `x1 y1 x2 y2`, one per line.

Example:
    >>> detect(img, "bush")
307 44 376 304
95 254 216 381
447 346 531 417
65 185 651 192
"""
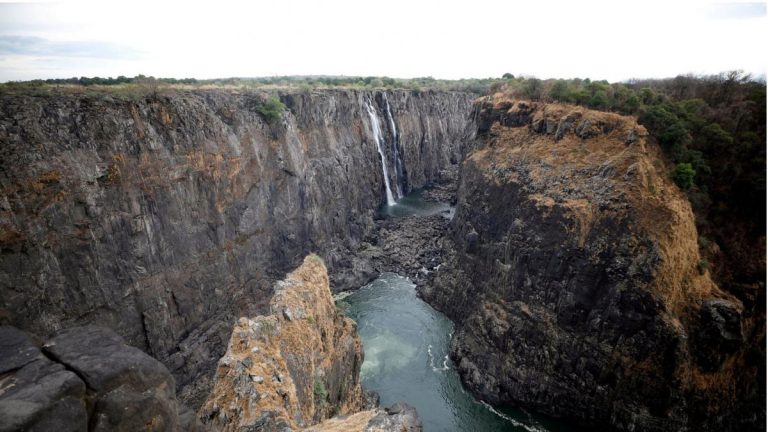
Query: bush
588 91 609 109
313 377 328 407
255 96 286 124
672 163 696 190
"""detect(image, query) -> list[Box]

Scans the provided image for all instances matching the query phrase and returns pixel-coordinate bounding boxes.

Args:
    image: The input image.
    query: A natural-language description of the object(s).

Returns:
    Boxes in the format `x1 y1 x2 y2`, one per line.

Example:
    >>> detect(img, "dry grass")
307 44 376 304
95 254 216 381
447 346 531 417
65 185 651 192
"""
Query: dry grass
470 98 722 317
304 409 379 432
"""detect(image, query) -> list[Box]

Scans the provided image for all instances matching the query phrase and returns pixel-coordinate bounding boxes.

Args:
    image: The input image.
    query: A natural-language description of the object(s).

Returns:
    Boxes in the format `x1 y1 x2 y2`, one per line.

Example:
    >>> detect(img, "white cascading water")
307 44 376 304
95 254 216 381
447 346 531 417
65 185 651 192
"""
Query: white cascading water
365 99 396 206
383 94 404 198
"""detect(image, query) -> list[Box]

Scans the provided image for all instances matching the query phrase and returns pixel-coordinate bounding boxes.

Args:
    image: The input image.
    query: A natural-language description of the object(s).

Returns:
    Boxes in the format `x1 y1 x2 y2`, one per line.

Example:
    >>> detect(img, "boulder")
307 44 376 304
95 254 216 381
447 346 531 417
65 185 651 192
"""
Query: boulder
0 325 203 432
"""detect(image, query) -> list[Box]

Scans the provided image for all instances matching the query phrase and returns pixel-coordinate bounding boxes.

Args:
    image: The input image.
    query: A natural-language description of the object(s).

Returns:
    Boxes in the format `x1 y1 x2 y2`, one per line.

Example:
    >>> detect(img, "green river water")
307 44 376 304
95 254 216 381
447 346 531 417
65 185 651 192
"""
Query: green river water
337 274 571 432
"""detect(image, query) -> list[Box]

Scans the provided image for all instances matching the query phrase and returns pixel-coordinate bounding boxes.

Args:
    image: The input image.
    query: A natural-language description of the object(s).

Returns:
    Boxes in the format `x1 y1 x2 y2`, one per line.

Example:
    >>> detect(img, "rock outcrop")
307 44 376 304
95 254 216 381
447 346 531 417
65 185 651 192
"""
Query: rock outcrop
0 89 474 406
420 98 762 431
198 254 421 432
0 325 201 431
306 403 422 432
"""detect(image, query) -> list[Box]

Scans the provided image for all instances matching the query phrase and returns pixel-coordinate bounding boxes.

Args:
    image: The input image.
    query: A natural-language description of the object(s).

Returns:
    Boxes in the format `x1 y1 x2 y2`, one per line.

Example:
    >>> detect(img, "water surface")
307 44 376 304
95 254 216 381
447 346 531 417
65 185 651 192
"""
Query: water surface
379 188 454 219
338 274 569 432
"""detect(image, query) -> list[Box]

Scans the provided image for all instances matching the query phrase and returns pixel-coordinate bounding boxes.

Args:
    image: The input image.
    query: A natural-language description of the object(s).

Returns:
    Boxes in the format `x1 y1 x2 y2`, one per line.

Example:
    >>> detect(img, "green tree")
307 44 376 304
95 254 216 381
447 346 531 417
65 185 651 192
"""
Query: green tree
255 96 286 124
548 81 569 101
588 91 609 109
672 163 696 190
625 94 641 113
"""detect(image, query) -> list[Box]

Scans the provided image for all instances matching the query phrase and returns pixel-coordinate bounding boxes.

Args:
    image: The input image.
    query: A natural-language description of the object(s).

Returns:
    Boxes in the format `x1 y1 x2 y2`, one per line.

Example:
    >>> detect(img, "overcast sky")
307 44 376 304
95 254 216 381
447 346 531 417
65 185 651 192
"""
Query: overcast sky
0 0 766 83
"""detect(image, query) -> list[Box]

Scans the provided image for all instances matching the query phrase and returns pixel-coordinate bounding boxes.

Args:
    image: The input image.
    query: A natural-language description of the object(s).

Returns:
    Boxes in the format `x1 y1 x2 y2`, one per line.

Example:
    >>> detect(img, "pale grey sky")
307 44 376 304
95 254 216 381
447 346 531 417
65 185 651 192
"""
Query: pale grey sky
0 0 766 82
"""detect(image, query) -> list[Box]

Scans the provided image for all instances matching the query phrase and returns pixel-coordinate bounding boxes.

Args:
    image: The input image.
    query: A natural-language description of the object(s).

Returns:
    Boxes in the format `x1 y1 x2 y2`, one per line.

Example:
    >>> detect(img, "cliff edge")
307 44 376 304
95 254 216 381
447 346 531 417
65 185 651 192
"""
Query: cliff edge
420 98 761 431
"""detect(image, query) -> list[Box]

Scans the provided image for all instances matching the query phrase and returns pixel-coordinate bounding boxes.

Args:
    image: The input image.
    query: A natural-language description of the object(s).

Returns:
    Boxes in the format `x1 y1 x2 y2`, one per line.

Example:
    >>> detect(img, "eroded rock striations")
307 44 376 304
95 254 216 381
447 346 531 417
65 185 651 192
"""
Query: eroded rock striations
0 89 474 406
198 254 421 432
420 98 763 431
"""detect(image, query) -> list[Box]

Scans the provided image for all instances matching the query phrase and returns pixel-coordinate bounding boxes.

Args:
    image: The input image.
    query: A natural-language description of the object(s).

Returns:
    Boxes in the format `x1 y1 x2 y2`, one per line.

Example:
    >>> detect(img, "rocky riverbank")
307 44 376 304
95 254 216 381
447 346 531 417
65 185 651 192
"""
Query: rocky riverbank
337 167 459 293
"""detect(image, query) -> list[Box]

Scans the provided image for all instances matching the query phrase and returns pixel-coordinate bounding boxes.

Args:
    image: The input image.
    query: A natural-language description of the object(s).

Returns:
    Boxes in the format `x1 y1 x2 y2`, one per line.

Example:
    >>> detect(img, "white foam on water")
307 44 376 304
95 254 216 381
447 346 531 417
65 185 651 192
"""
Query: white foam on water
480 401 549 432
427 344 450 371
333 291 354 301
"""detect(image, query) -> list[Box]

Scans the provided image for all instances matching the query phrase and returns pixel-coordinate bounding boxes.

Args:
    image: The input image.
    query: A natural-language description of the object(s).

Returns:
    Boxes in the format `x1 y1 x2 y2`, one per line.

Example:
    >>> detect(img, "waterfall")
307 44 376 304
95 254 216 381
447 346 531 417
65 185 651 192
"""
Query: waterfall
365 99 396 206
383 94 404 198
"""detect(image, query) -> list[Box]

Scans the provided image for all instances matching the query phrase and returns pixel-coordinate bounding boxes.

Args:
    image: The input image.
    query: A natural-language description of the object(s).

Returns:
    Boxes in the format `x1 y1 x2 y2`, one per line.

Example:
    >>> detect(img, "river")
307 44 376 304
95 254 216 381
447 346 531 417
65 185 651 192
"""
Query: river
337 273 570 432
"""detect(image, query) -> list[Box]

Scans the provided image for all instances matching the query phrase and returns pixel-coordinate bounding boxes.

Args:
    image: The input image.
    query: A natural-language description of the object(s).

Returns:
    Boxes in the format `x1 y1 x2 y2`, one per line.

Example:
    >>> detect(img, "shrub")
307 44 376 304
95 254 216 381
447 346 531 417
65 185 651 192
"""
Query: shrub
313 377 328 407
698 259 710 275
255 96 286 124
672 163 696 190
588 91 609 109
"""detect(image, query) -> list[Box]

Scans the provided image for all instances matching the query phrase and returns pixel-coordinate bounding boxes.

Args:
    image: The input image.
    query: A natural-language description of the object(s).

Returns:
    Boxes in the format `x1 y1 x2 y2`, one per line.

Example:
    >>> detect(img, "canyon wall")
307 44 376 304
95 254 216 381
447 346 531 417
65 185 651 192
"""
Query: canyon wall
420 98 763 431
0 89 474 406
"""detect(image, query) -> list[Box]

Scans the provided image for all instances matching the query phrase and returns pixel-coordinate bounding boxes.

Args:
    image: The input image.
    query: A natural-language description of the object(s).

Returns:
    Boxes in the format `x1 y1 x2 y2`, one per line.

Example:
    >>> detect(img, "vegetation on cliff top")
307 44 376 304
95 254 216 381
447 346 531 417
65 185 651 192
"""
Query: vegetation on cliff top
492 71 766 305
0 74 501 95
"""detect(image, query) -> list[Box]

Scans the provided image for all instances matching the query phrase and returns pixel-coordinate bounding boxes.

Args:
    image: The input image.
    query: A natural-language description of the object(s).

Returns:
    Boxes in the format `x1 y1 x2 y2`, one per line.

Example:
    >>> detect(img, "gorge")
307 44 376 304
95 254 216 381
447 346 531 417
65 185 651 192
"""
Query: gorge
0 87 764 431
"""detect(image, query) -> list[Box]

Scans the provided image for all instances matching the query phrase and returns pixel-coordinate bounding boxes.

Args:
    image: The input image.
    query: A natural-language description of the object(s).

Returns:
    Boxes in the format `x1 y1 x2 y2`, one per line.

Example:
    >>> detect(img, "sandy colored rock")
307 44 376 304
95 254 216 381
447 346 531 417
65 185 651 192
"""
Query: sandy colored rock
199 254 365 430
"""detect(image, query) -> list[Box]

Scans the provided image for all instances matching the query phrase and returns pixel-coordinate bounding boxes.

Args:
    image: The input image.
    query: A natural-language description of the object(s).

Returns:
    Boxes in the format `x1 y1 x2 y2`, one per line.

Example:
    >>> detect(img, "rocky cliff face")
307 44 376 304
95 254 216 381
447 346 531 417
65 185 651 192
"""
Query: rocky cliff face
198 254 421 432
420 98 762 431
0 89 474 406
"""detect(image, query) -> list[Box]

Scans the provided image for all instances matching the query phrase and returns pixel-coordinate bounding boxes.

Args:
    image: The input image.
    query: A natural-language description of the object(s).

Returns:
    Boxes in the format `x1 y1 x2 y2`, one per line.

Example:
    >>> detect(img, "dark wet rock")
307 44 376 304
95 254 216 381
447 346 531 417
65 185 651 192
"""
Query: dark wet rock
365 214 451 289
419 166 460 205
